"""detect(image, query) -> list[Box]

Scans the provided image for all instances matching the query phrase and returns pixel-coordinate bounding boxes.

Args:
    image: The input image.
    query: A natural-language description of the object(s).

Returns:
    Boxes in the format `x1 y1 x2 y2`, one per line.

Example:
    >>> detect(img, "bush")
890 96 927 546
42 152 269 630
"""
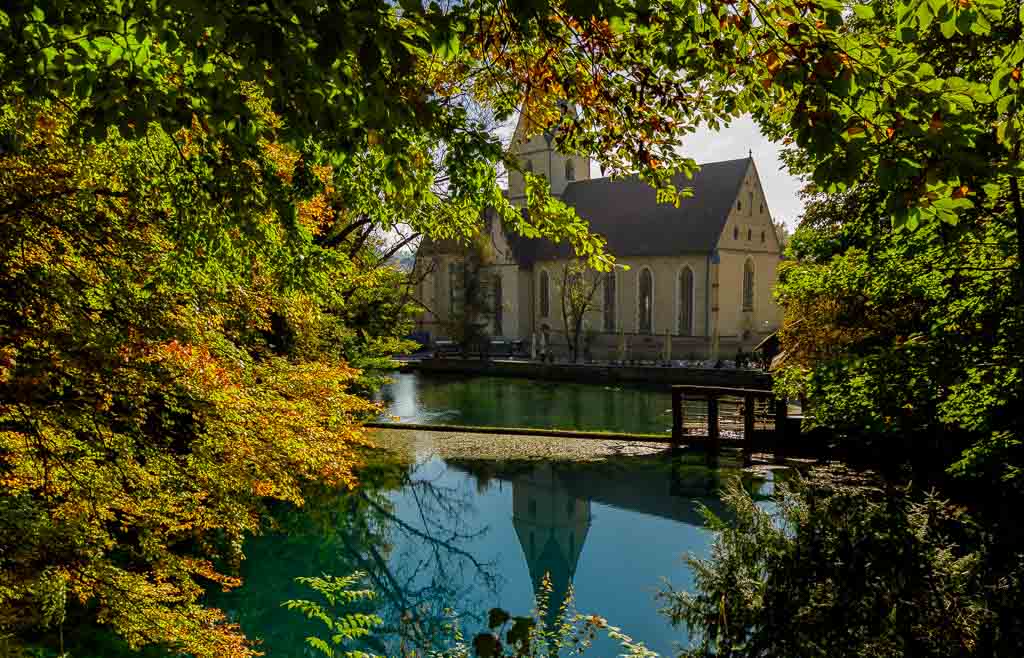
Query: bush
661 474 1024 658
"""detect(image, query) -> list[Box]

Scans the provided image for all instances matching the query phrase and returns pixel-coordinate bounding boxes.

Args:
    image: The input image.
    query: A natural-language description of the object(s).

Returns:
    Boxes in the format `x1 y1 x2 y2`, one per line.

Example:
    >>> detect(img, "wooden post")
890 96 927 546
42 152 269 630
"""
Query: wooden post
774 395 788 462
708 394 719 451
743 392 755 465
671 388 683 447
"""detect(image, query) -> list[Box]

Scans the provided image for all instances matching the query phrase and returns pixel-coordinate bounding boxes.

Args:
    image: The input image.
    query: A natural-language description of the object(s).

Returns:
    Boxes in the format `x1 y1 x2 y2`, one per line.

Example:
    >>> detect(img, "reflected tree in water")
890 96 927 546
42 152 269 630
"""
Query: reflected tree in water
210 456 502 657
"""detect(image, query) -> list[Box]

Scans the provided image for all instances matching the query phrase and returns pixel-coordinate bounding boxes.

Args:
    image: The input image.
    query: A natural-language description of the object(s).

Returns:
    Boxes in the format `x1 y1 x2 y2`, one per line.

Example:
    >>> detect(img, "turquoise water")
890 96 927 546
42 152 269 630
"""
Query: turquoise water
212 450 773 657
376 372 676 435
207 373 776 656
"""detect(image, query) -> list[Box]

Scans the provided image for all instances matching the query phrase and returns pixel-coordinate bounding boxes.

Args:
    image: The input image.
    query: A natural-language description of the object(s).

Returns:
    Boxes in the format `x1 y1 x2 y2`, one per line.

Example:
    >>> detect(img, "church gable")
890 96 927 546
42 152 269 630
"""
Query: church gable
715 159 780 254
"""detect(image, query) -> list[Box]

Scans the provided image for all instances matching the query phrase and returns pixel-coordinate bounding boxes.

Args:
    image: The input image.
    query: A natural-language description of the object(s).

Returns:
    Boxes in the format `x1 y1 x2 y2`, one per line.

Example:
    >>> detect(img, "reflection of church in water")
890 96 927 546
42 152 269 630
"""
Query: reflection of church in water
500 453 760 623
511 464 591 620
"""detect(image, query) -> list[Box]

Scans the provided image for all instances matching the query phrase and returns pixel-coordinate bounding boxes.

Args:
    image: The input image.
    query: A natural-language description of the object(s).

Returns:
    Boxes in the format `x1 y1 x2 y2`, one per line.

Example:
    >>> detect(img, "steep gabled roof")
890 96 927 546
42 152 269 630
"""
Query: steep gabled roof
508 157 750 265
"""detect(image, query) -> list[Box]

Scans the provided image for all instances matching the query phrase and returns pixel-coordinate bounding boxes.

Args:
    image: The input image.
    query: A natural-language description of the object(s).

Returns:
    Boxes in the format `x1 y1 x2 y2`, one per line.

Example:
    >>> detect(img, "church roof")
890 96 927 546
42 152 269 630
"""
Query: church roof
508 157 751 265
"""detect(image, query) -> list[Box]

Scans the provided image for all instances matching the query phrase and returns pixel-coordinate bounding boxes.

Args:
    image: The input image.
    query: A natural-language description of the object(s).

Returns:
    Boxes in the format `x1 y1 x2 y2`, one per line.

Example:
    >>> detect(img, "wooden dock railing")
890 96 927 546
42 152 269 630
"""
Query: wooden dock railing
670 385 789 459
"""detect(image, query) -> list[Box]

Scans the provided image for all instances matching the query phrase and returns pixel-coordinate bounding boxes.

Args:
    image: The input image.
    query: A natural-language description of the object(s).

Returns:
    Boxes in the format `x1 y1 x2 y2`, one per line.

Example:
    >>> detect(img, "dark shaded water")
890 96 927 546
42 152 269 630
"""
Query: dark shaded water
376 372 676 435
211 449 775 657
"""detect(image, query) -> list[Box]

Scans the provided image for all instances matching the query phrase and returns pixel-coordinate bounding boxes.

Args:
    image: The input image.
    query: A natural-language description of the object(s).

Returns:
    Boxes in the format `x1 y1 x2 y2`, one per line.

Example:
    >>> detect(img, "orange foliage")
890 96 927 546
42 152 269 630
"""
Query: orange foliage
0 98 385 656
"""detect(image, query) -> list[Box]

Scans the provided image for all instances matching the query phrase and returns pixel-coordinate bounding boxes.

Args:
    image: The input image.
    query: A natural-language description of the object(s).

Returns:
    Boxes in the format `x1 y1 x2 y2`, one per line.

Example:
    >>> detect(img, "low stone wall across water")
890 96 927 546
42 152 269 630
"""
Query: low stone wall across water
401 357 773 389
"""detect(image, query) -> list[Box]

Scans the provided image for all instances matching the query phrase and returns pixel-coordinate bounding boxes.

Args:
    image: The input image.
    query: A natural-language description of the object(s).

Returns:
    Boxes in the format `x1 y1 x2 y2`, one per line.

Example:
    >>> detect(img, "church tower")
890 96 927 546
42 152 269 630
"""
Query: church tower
506 103 592 206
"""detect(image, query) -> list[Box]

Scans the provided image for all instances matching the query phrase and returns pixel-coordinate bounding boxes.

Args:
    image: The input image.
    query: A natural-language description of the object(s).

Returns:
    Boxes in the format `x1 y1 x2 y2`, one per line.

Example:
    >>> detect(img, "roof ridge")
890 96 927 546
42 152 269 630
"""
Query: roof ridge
509 156 753 264
566 156 752 187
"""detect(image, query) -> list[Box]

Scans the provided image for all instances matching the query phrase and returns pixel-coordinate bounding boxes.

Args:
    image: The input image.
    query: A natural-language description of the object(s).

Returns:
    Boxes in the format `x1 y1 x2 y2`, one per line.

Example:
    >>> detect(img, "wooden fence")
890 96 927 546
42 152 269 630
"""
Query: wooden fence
670 385 790 460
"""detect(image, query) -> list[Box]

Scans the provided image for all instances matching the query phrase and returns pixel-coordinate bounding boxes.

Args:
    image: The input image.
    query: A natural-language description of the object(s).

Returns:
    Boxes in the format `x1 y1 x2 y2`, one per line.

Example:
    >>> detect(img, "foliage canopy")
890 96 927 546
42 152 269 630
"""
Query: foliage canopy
3 0 1024 653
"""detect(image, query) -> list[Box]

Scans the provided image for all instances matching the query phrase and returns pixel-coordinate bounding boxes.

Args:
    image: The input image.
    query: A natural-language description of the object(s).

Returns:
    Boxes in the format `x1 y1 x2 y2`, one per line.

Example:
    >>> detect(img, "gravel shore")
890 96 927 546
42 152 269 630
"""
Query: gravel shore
368 427 672 462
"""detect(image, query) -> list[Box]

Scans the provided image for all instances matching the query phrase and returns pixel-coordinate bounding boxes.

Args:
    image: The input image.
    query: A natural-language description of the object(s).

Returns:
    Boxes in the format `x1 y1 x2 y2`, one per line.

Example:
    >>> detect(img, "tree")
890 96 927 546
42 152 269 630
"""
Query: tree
768 0 1024 490
4 0 1024 653
773 222 792 255
0 91 418 656
662 477 1024 658
0 2 693 650
558 260 604 363
439 231 501 356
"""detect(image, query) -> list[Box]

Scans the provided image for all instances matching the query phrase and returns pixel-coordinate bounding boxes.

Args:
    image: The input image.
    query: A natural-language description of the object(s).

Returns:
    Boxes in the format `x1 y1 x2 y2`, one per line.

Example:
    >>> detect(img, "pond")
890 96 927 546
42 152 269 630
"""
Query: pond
375 372 676 435
210 442 776 657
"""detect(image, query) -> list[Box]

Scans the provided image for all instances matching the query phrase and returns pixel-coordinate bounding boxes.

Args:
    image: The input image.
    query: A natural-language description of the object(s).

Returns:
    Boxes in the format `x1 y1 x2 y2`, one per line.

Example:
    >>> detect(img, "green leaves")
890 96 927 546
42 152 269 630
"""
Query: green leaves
284 572 383 658
432 25 461 60
669 477 1019 658
895 0 1003 37
852 5 876 20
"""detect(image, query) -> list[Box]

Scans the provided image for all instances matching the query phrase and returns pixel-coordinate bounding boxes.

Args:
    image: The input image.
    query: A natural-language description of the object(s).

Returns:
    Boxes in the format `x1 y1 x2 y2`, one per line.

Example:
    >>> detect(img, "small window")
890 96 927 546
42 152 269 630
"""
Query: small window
733 226 739 240
747 228 752 240
761 230 766 243
736 199 742 211
565 159 575 181
760 203 765 214
525 159 533 173
749 192 754 216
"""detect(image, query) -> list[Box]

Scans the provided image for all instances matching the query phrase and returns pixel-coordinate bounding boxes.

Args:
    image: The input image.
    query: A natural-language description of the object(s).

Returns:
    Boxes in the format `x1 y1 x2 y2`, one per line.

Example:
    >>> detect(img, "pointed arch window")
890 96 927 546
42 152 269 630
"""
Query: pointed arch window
565 159 575 181
678 267 694 336
603 272 616 332
539 270 550 318
742 259 755 311
639 268 653 334
525 159 533 173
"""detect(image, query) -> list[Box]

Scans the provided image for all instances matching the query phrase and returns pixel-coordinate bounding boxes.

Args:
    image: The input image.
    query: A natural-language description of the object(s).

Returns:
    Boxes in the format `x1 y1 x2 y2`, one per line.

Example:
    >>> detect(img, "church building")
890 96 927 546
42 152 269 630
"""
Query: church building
414 110 784 360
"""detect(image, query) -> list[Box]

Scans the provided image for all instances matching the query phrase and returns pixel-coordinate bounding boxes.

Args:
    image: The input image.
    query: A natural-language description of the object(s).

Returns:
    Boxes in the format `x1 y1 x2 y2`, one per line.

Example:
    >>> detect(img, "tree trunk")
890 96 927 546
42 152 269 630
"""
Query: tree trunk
1010 173 1024 303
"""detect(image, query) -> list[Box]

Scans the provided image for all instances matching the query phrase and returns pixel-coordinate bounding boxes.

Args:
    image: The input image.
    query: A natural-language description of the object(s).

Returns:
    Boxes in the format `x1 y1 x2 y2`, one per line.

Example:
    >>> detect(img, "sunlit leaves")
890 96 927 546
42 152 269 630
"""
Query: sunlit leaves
0 97 407 655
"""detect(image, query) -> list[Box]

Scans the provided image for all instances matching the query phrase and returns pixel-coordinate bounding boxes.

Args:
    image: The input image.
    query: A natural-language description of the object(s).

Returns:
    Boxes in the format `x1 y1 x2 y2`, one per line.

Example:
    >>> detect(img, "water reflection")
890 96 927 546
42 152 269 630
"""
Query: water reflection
511 463 591 630
376 372 677 435
211 451 771 657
